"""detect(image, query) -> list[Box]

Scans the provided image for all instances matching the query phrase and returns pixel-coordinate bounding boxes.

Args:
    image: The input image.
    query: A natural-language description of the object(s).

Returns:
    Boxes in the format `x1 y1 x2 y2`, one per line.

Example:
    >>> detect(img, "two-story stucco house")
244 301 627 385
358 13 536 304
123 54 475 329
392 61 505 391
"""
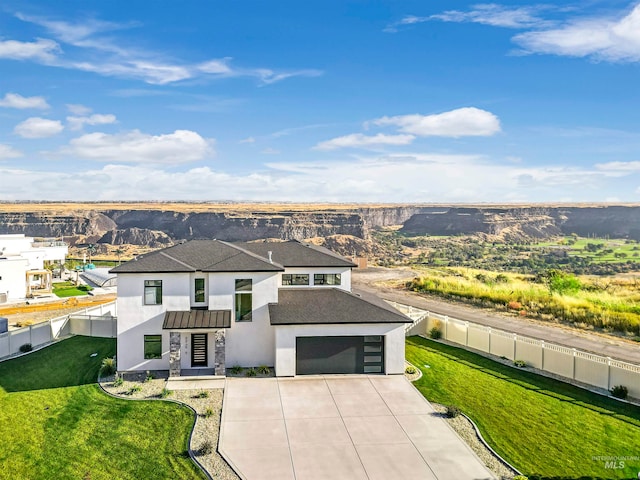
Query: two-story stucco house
111 239 411 377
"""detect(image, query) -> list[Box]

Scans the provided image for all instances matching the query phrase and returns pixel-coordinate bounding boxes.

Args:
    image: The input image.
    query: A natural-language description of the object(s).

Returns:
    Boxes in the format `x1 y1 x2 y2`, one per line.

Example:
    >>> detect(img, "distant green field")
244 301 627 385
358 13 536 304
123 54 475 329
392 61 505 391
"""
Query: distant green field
535 237 640 264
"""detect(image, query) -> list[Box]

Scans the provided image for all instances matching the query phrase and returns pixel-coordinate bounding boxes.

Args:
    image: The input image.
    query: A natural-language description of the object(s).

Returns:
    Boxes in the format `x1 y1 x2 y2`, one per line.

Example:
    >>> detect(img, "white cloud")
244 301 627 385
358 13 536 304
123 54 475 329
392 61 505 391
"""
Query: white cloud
431 4 551 29
373 107 501 137
314 133 415 150
62 129 213 164
6 14 322 85
595 161 640 172
0 93 49 109
239 137 255 144
260 147 281 155
0 38 60 62
14 117 64 138
514 3 640 62
0 153 633 202
385 4 550 32
67 113 117 130
196 59 233 74
0 144 23 159
66 104 92 115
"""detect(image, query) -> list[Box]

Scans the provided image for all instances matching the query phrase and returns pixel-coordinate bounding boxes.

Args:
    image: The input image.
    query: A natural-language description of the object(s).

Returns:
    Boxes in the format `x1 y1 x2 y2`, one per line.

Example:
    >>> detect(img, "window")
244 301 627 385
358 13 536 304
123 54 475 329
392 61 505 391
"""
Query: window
194 278 205 303
282 274 309 286
144 280 162 305
144 335 162 359
235 279 252 321
313 273 341 286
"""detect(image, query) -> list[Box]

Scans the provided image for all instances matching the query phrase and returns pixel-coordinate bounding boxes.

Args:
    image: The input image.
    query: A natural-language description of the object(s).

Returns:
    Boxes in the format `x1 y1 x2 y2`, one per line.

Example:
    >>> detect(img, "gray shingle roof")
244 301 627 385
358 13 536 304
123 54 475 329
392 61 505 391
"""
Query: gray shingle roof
269 288 412 325
163 310 231 329
111 239 354 274
237 240 356 268
111 239 284 273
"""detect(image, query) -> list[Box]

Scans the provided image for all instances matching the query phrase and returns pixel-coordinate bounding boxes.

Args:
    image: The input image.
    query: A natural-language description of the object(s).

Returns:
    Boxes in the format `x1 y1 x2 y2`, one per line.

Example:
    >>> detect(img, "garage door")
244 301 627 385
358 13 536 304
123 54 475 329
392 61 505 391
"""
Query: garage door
296 336 385 375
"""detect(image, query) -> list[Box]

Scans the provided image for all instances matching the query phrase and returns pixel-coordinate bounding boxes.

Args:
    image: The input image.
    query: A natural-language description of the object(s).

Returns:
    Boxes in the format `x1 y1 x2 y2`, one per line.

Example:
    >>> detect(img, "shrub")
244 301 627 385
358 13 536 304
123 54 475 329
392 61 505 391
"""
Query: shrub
514 360 527 368
405 365 417 375
198 440 213 456
445 405 461 418
257 365 270 375
513 476 529 480
126 385 142 395
19 343 33 353
229 365 243 375
203 407 214 418
160 388 172 398
611 385 628 399
15 320 34 328
144 372 154 383
196 390 209 398
100 357 116 375
245 367 257 377
429 327 442 339
112 376 124 387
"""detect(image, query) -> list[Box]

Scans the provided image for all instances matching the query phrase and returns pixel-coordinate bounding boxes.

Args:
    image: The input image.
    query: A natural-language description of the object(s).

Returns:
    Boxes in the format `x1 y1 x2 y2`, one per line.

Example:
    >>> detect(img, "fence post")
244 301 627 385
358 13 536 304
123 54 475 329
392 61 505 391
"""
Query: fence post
572 348 577 380
444 316 448 339
541 340 545 371
607 357 611 391
465 322 469 346
488 327 491 353
513 333 517 360
29 324 33 346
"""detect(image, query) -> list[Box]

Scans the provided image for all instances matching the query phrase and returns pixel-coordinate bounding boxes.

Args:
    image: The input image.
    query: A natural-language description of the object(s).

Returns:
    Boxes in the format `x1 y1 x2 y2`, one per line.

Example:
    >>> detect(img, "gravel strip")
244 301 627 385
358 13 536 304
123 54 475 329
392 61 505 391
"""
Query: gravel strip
101 374 239 480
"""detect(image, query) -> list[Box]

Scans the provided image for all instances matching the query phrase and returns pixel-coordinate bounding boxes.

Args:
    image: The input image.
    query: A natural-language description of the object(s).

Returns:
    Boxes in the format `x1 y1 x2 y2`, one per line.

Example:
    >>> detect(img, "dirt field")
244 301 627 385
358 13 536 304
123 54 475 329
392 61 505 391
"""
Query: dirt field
1 294 116 329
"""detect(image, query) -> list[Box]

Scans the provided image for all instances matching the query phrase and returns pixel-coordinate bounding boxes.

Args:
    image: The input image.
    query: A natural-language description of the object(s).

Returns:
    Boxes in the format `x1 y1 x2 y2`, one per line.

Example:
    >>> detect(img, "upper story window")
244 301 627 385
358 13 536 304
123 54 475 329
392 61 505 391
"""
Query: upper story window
194 278 205 303
235 279 252 322
282 274 309 286
144 280 162 305
314 273 341 286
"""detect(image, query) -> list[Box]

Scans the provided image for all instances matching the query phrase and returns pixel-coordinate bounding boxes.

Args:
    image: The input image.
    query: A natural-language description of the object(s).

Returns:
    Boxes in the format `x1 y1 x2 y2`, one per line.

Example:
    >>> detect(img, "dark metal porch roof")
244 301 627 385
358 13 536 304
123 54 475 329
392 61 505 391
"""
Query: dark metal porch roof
163 309 231 329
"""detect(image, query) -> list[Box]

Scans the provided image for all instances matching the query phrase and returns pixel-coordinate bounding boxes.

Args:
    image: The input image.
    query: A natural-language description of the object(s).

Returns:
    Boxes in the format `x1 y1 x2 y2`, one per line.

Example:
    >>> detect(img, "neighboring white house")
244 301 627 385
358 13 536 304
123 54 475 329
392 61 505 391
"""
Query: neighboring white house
112 239 411 377
0 234 68 302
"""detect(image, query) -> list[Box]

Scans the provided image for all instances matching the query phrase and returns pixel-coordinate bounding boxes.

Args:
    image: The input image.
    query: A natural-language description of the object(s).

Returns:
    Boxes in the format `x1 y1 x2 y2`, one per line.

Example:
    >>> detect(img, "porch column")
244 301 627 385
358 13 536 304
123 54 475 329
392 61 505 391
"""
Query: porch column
214 330 226 376
169 332 181 377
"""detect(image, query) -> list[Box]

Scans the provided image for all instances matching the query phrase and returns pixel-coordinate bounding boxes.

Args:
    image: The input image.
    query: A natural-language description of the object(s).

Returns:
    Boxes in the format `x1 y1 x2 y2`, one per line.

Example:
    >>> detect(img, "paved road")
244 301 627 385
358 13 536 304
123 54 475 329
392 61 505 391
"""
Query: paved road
353 267 640 365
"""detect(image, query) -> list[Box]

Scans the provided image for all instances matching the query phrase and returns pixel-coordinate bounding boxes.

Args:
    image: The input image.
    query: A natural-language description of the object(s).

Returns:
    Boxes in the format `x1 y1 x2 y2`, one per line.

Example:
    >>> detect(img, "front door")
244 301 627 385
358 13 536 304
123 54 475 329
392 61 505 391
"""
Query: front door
191 333 208 367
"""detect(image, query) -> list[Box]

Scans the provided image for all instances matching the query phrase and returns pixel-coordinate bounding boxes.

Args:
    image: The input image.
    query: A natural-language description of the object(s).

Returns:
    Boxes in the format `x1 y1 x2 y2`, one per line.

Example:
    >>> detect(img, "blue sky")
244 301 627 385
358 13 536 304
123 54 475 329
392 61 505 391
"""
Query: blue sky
1 0 640 202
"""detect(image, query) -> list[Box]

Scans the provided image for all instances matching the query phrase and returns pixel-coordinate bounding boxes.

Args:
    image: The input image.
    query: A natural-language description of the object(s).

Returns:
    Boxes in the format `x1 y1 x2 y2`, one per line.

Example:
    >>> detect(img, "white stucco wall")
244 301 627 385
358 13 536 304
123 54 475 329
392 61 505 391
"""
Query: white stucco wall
274 323 406 377
0 257 29 301
279 267 351 291
221 272 279 367
116 272 191 371
116 270 281 371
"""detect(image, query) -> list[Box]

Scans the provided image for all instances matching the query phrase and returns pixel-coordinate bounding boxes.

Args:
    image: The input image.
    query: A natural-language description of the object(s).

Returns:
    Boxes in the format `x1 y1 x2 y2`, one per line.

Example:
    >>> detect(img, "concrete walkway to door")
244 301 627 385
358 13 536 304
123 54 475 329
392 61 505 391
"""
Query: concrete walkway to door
219 375 496 480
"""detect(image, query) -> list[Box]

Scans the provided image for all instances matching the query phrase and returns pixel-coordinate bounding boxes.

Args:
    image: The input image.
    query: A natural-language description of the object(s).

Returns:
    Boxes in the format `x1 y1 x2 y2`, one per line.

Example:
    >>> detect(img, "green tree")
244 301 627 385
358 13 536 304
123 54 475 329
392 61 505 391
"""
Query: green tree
546 269 582 295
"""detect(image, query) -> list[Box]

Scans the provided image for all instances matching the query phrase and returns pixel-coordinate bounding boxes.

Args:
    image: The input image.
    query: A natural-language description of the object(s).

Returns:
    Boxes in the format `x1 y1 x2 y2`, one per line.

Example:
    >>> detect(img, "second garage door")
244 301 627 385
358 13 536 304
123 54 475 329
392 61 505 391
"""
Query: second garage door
296 335 385 375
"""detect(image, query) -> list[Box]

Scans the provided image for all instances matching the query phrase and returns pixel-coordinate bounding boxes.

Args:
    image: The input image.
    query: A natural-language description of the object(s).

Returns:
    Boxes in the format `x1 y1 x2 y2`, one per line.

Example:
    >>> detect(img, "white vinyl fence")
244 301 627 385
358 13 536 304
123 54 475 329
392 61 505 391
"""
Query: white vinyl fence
395 301 640 399
0 301 116 360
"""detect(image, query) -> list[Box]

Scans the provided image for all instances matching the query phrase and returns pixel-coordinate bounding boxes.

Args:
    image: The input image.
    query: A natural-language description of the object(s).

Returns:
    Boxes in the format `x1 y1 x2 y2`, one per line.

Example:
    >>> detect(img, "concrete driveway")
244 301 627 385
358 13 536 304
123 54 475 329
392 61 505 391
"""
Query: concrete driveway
219 375 495 480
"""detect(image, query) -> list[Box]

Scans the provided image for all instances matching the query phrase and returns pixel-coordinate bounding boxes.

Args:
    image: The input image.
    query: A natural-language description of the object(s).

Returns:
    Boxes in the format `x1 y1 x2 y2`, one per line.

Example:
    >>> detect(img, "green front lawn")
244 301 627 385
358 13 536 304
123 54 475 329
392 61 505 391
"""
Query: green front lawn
406 336 640 479
53 281 93 298
0 336 205 480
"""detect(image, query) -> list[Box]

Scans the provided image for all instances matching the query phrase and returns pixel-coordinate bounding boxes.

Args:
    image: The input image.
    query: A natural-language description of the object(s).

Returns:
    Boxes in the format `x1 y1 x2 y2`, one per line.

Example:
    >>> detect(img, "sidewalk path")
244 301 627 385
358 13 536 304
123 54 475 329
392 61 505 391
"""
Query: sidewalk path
353 267 640 365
